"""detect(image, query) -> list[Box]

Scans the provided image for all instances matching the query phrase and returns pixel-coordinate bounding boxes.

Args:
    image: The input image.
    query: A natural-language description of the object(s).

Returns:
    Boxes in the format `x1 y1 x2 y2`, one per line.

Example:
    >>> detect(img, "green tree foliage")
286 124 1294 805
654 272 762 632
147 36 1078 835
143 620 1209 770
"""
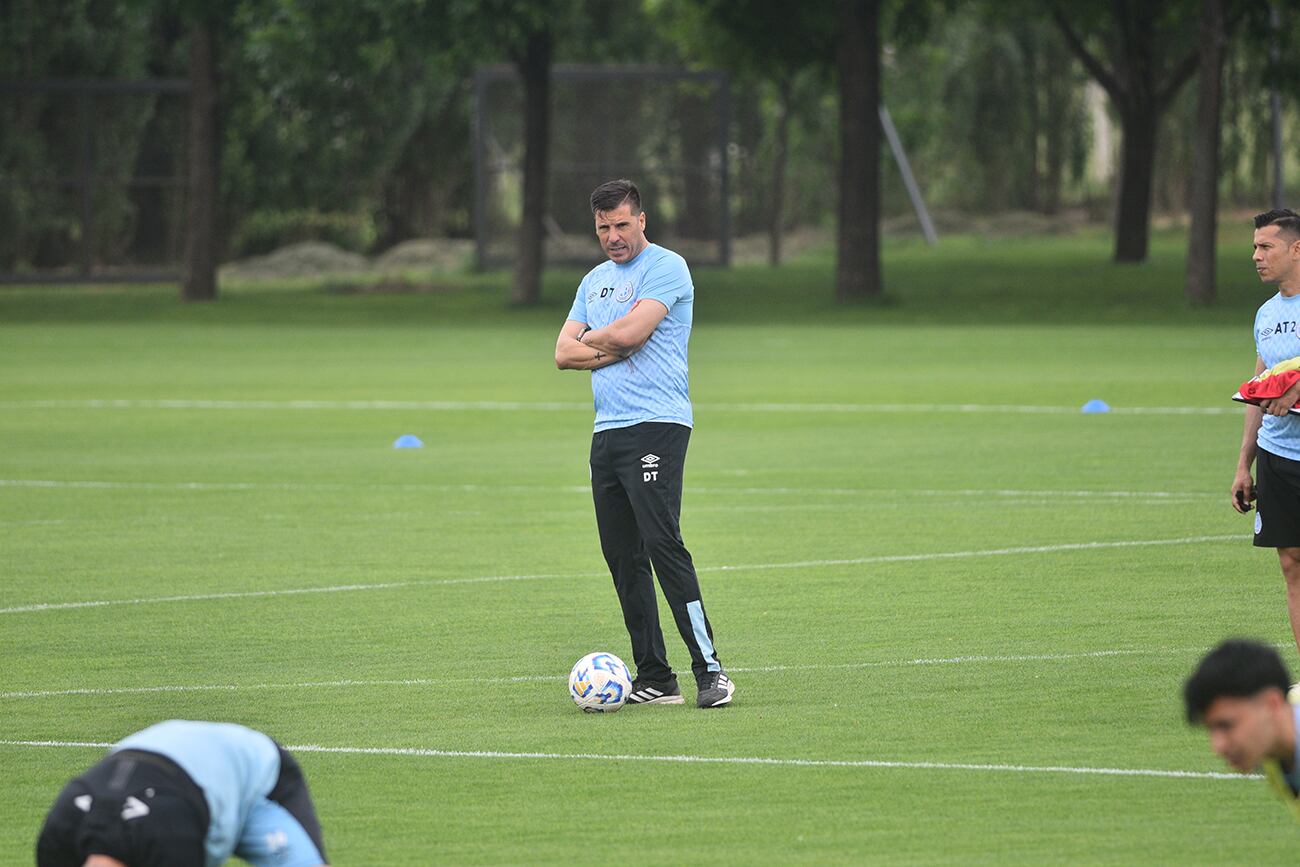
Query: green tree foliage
662 0 888 299
0 0 159 269
11 0 1300 285
1049 0 1229 262
442 0 567 303
1215 3 1300 209
654 0 834 263
885 10 1089 217
221 0 461 252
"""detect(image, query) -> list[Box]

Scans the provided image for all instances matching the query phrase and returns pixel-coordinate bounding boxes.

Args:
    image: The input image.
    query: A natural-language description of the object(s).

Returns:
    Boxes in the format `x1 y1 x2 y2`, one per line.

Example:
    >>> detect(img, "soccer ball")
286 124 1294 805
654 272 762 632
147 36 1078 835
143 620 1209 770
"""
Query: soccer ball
568 651 632 713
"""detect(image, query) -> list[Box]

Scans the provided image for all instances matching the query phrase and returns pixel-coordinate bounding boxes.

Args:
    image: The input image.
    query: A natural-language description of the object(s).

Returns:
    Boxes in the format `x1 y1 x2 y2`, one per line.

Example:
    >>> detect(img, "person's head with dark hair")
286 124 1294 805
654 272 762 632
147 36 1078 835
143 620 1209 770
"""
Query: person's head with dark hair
1184 639 1296 773
589 180 648 264
1254 208 1300 233
590 180 641 217
1253 209 1300 290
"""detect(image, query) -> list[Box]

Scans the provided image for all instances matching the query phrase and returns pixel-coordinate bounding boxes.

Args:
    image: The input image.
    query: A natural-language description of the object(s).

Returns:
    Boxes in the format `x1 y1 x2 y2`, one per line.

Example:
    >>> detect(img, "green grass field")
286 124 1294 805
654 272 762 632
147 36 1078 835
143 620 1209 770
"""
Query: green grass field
4 231 1299 864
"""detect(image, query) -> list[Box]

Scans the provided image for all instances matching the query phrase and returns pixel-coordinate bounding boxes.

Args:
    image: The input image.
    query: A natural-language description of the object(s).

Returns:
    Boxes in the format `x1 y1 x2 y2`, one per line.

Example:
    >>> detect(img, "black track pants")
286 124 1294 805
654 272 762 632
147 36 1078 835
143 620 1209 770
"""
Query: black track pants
590 422 721 682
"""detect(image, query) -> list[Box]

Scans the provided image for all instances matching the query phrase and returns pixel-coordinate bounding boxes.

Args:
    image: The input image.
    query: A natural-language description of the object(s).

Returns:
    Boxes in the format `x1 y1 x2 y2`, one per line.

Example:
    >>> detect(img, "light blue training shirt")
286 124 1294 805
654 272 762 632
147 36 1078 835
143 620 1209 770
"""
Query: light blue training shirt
1253 291 1300 461
114 720 284 867
567 243 694 433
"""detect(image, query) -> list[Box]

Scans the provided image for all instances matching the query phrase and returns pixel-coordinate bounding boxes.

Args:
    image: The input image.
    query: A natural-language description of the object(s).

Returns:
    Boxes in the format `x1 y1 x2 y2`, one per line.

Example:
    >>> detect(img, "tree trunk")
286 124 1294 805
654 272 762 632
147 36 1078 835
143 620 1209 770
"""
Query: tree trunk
1186 0 1225 306
512 27 550 306
1051 6 1201 264
1019 30 1041 212
835 0 882 302
1041 36 1069 216
183 20 217 302
769 78 791 267
1113 100 1158 263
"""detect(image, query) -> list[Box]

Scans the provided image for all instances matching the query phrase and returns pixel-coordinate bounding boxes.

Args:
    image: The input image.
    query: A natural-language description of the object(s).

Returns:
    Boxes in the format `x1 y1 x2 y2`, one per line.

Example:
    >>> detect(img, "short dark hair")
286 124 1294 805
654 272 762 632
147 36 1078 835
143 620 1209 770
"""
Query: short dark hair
1254 208 1300 240
590 180 641 215
1183 639 1291 724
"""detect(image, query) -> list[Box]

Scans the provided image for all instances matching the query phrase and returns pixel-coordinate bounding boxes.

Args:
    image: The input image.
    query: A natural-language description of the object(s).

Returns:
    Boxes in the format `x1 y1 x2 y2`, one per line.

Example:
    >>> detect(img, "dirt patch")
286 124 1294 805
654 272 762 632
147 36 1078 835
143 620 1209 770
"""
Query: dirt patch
219 212 1100 282
220 238 474 281
219 241 369 280
372 238 474 272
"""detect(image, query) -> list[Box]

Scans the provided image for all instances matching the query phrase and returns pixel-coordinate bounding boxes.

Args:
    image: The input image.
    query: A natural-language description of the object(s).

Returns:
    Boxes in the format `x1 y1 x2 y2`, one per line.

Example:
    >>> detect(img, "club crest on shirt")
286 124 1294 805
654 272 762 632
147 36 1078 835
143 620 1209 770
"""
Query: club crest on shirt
615 281 634 303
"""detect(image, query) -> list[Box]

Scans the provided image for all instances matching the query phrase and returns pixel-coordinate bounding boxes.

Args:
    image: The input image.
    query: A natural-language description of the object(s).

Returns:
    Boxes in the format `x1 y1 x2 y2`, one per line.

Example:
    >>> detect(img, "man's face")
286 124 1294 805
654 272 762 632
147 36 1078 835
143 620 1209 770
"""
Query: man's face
1253 225 1300 284
595 203 647 264
1202 693 1286 772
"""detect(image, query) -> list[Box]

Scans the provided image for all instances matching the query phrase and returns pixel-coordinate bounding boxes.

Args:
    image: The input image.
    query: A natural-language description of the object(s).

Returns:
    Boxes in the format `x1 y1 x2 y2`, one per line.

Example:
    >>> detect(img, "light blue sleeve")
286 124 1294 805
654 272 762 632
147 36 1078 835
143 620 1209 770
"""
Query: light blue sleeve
638 252 692 314
236 799 326 867
567 275 590 324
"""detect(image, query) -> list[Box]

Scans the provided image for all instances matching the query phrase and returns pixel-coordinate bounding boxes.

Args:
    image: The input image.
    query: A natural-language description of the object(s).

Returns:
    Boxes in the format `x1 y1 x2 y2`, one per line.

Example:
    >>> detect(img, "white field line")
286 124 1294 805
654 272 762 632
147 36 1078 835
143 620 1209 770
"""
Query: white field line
0 738 1254 781
0 573 568 615
0 675 556 700
0 478 1221 501
0 647 1210 701
0 399 591 411
692 500 1198 514
0 534 1244 616
702 534 1244 573
0 398 1238 416
693 487 1216 500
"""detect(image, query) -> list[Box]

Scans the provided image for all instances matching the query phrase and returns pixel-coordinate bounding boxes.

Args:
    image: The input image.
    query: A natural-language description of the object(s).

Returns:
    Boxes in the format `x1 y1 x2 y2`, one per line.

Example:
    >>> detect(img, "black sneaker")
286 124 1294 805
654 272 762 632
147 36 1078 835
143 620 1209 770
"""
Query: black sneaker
695 671 735 708
626 676 685 705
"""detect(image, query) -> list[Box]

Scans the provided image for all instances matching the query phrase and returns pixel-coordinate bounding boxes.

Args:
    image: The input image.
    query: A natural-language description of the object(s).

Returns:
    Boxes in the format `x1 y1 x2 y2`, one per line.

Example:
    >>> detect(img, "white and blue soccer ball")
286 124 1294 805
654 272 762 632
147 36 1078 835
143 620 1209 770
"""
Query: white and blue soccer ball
568 651 632 713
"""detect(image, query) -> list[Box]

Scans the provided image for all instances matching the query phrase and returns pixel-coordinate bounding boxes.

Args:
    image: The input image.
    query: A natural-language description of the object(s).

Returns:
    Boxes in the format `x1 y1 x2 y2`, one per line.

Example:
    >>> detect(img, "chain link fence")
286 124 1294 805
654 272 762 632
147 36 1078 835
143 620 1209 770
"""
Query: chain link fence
0 79 188 283
474 64 731 270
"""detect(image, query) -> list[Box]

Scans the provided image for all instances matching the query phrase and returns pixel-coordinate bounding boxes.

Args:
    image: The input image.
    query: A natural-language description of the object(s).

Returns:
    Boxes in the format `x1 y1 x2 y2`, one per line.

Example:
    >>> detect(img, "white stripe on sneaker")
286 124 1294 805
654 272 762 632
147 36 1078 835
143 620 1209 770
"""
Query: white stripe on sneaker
627 687 684 705
697 672 736 708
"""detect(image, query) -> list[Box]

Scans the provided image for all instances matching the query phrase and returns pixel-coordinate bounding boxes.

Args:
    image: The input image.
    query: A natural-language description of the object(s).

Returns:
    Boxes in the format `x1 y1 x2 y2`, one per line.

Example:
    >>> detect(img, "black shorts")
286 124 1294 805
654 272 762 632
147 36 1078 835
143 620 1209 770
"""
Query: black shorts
36 749 210 867
36 746 326 867
1255 447 1300 549
267 745 328 861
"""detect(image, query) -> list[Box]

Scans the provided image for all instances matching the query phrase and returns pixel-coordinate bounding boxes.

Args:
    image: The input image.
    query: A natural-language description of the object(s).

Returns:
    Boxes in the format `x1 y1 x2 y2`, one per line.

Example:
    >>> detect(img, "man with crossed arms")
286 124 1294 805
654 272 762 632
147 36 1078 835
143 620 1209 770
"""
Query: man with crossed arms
555 179 734 709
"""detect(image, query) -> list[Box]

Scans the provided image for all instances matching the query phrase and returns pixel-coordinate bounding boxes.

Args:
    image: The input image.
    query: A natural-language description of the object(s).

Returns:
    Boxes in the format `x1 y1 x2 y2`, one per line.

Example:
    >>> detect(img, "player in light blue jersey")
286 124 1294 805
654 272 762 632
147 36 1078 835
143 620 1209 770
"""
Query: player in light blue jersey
36 720 328 867
1185 639 1300 822
556 179 734 709
1233 209 1300 656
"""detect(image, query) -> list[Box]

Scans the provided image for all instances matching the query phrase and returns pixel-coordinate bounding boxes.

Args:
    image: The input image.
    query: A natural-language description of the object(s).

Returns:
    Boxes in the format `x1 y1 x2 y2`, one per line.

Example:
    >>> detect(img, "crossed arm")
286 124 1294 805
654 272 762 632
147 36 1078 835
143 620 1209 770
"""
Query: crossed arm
554 299 669 370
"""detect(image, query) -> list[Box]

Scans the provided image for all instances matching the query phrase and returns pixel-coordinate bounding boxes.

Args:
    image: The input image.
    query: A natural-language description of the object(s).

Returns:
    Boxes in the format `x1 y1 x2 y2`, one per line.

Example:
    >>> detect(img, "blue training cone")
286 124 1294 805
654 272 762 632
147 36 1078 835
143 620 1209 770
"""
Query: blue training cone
393 434 424 448
1081 399 1111 414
